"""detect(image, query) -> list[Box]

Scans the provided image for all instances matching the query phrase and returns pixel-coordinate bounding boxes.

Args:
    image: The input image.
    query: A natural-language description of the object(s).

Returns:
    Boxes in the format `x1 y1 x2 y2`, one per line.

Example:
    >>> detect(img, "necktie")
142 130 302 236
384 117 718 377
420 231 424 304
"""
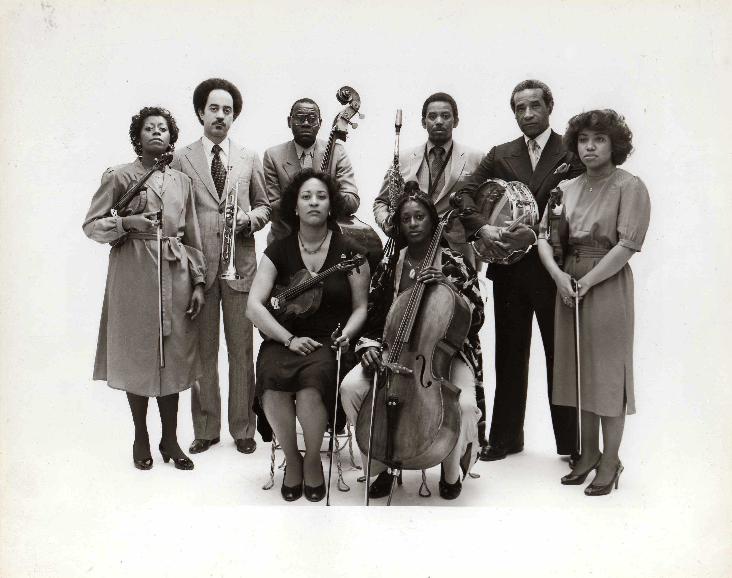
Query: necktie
430 146 445 194
300 150 313 169
211 143 227 198
528 139 541 171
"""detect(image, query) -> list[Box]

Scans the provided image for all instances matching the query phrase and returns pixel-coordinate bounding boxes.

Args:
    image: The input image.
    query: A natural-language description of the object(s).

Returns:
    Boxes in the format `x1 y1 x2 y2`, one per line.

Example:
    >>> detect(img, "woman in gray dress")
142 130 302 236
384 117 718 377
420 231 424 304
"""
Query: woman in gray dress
537 109 650 496
84 107 206 471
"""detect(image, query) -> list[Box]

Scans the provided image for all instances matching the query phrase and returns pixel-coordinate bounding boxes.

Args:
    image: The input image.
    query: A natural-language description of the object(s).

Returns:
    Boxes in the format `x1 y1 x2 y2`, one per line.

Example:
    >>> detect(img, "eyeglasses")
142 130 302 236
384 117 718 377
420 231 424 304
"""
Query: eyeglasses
291 114 320 126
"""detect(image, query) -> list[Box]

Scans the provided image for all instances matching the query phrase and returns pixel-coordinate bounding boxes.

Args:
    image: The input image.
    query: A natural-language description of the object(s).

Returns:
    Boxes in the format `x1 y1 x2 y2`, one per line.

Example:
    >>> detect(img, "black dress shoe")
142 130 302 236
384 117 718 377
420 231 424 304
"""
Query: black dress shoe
585 461 624 496
189 437 220 454
132 444 153 470
479 443 523 462
235 438 256 454
567 452 581 469
281 466 303 502
304 466 326 502
439 466 462 500
368 470 402 499
159 443 194 470
561 454 602 485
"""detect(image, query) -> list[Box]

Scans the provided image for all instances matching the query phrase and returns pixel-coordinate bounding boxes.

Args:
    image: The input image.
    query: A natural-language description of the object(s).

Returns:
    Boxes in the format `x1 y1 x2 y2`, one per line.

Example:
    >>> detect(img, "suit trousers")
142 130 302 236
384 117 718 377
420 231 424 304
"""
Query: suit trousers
488 250 577 454
192 278 256 440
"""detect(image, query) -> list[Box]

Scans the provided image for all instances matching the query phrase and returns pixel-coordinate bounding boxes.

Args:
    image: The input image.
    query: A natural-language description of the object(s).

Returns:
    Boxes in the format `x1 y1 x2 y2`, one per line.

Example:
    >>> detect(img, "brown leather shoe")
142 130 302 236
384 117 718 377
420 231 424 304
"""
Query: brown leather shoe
235 438 257 454
189 437 220 454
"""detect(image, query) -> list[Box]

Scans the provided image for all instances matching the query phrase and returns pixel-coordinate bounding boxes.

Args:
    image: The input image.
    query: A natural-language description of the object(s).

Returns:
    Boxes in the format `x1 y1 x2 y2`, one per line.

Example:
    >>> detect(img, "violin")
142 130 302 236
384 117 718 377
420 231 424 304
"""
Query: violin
547 186 569 267
109 151 173 218
355 210 470 471
266 254 366 324
319 86 383 271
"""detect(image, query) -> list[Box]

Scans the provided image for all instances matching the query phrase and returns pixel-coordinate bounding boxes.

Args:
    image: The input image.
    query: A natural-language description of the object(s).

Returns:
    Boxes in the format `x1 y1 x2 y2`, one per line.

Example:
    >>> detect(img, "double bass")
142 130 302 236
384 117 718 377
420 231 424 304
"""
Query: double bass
320 86 383 271
355 210 470 481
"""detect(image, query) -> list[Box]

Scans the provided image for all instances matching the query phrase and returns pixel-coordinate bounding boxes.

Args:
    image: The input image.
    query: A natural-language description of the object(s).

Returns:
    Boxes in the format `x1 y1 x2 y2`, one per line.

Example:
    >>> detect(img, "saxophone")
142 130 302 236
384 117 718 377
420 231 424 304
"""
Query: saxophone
382 110 404 259
220 165 240 280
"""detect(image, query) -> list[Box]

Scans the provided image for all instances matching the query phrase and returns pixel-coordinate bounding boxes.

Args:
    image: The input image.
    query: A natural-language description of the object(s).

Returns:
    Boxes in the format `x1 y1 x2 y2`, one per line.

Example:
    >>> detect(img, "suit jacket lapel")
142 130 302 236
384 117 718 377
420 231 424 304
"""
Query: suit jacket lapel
225 141 247 199
406 147 421 181
529 131 564 192
313 139 326 173
186 139 219 203
283 141 301 182
435 142 466 204
505 136 533 188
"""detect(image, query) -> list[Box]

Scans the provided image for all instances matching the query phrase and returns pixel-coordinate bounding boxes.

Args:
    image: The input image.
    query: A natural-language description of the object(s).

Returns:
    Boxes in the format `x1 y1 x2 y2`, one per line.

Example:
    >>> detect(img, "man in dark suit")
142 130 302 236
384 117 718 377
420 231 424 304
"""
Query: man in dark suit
172 78 270 456
263 97 359 242
458 80 584 462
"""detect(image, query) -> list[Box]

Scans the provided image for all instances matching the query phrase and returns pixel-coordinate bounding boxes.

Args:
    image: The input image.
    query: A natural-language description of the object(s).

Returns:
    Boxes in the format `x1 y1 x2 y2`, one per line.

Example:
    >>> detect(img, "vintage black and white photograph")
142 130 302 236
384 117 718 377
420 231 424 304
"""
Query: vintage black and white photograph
1 0 730 576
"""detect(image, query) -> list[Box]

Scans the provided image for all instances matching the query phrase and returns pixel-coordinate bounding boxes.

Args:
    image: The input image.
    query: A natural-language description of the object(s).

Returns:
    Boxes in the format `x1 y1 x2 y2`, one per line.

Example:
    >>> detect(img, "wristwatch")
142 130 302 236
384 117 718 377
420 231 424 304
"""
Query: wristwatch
284 335 296 349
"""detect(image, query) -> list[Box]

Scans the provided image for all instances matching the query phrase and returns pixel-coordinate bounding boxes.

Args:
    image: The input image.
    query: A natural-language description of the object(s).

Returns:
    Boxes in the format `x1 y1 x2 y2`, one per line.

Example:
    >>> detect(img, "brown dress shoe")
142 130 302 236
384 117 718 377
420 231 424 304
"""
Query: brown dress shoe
235 438 257 454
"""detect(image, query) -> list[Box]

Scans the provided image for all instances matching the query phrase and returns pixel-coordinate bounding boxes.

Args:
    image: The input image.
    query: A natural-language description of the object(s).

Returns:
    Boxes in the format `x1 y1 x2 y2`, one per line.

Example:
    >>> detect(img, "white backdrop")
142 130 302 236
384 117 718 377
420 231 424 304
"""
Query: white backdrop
1 1 730 577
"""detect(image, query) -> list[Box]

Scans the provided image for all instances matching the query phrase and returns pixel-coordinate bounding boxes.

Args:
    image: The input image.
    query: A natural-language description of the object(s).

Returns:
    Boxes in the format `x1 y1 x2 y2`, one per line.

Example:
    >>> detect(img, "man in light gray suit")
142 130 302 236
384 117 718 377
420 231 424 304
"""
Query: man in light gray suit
172 78 270 455
263 97 359 242
372 92 488 448
373 92 483 269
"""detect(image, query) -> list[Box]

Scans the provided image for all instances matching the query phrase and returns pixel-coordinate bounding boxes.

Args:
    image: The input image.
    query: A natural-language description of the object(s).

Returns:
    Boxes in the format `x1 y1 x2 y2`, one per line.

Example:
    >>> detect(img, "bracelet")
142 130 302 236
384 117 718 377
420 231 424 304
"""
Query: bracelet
284 335 296 349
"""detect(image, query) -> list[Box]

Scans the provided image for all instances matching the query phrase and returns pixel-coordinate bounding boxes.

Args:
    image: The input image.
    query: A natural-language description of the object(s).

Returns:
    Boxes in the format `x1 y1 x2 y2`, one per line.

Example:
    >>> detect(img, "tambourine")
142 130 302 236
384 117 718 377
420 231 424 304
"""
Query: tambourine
468 179 540 265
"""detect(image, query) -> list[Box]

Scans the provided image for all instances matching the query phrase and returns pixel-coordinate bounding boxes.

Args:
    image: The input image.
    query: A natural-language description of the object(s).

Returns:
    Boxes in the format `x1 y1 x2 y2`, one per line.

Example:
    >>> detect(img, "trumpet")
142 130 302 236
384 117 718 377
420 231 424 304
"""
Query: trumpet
220 167 241 280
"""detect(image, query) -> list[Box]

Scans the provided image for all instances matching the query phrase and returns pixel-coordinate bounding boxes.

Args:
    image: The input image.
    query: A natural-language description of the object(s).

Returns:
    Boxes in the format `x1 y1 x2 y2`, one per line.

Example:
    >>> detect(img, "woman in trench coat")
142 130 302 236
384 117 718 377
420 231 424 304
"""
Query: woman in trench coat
83 106 206 471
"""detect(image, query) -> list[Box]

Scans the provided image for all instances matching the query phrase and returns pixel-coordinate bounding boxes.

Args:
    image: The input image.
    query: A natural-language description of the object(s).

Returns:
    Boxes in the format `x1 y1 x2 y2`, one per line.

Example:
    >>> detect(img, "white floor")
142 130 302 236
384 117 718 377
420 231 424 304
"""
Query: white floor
2 313 730 578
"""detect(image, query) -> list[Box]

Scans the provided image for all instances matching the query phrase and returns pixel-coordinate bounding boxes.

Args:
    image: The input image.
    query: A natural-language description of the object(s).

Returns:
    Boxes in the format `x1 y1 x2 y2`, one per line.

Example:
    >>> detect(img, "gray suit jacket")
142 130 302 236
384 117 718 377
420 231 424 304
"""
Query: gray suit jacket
373 140 484 247
263 139 359 240
172 138 270 292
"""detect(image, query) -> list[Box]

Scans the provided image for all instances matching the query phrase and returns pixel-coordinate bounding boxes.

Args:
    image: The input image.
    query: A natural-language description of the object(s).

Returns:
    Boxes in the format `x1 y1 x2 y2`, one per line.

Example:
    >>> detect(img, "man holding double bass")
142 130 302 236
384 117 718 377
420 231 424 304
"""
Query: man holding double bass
456 79 584 463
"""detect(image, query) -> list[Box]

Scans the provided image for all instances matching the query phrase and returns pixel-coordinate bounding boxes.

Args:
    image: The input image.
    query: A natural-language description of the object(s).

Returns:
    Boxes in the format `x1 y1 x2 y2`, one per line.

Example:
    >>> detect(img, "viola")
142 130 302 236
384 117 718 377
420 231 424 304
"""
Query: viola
355 210 470 471
109 151 173 218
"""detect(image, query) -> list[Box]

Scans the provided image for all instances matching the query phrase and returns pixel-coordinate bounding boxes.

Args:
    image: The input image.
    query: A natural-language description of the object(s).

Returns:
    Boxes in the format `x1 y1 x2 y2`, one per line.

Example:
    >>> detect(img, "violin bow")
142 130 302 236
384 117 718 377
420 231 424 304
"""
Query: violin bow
326 324 343 506
571 278 582 456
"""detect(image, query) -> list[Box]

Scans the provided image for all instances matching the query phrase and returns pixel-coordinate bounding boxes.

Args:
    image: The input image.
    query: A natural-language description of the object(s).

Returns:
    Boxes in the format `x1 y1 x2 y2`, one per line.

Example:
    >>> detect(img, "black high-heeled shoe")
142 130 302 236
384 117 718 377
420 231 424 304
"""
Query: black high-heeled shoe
561 453 602 485
368 469 403 499
159 443 194 470
439 465 462 500
585 461 624 496
281 465 303 502
304 465 326 502
132 444 153 471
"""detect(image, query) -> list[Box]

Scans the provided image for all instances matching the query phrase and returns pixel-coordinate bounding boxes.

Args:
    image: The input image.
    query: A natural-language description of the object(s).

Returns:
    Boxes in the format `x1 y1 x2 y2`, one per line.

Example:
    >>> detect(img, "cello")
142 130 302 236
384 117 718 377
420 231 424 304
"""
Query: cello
355 209 470 485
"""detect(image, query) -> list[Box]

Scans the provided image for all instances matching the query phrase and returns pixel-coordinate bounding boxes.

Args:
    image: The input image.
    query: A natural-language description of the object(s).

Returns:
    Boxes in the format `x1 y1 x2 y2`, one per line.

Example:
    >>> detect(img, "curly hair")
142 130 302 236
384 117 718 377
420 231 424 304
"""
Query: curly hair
509 79 554 113
392 181 440 247
422 92 459 122
192 78 243 124
280 169 345 231
129 106 179 157
563 109 634 166
289 97 321 119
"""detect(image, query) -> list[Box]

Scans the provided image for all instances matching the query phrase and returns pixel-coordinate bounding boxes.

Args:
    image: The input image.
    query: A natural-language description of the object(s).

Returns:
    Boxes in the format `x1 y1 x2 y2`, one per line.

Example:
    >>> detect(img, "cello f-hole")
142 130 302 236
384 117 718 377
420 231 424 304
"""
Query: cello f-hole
416 354 432 388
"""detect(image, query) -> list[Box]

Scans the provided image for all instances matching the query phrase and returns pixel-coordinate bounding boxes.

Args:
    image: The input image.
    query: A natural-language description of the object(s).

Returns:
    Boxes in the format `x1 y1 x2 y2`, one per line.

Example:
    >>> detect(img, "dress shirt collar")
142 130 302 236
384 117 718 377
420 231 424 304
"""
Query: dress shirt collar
202 135 230 162
524 126 551 151
294 140 316 163
427 139 453 156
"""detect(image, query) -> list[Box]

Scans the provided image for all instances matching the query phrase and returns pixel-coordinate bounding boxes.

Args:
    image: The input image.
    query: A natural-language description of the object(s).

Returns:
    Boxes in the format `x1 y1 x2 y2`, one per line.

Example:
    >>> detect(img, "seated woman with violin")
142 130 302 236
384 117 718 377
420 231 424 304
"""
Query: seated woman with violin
83 106 205 472
247 169 369 502
340 181 484 501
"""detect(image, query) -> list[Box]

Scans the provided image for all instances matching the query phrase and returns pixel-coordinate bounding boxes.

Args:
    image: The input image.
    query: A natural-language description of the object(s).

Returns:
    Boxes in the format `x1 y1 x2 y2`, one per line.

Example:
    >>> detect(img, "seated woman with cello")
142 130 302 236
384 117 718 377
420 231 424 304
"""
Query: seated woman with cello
247 169 369 502
340 181 484 501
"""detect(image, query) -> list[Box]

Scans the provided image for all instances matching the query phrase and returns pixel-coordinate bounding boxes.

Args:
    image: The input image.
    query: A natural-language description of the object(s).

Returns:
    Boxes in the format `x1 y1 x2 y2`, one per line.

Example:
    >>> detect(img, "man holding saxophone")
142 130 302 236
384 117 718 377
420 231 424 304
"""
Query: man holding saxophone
172 78 270 455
